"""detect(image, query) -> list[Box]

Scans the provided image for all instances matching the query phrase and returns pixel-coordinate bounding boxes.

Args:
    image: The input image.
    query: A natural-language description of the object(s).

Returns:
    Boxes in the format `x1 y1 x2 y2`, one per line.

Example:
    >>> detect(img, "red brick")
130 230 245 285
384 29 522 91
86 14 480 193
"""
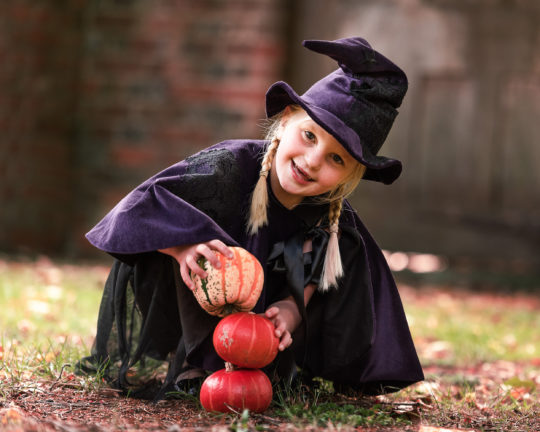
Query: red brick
110 146 157 168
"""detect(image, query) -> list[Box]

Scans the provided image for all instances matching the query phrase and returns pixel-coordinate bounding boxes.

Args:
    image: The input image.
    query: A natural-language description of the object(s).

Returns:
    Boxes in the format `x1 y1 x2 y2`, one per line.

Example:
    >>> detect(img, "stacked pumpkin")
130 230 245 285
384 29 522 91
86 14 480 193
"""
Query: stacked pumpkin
191 247 279 413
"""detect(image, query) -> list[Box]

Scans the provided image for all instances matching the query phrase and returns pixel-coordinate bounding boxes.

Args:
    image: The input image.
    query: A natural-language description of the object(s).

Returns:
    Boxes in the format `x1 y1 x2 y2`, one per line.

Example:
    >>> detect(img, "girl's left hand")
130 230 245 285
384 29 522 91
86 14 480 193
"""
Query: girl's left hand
265 306 293 351
264 297 302 351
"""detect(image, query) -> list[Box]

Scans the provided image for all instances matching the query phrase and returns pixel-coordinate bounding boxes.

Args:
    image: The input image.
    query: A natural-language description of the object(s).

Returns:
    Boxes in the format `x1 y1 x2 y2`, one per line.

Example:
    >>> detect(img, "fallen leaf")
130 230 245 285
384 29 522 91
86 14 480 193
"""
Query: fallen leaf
0 406 23 425
419 426 476 432
422 340 453 360
509 387 531 401
503 377 536 392
414 380 441 396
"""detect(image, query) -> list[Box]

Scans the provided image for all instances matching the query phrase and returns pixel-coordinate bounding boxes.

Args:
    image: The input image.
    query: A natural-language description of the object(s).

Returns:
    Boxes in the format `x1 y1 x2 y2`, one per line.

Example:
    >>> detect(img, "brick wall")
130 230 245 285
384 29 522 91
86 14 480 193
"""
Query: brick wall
71 0 288 255
0 0 288 256
0 0 86 254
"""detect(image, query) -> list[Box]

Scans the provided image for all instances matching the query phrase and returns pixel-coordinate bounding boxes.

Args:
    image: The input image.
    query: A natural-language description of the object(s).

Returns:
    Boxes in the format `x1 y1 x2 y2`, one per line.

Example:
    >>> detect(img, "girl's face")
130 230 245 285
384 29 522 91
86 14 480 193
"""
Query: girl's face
270 108 358 209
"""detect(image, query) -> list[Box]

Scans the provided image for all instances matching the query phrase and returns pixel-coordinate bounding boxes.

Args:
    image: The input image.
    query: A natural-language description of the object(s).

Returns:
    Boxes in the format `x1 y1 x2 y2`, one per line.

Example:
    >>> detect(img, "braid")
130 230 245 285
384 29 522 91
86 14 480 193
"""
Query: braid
320 198 344 291
328 196 343 227
247 138 279 235
261 137 279 174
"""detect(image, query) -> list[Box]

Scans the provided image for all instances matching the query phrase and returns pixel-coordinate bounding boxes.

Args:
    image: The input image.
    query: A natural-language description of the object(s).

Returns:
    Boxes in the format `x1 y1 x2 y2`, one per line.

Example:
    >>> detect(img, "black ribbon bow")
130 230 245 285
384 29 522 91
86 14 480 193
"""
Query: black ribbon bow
267 226 330 323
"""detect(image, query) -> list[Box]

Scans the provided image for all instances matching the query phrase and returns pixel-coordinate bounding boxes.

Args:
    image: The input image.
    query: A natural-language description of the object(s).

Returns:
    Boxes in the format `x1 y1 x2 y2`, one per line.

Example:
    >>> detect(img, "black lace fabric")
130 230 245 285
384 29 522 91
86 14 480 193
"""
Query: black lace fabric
77 253 185 400
167 148 244 233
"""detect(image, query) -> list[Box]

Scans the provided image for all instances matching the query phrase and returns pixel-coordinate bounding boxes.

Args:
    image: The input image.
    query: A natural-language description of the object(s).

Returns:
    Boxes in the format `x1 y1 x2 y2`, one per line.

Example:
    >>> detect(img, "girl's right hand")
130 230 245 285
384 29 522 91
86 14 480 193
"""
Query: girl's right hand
158 240 233 290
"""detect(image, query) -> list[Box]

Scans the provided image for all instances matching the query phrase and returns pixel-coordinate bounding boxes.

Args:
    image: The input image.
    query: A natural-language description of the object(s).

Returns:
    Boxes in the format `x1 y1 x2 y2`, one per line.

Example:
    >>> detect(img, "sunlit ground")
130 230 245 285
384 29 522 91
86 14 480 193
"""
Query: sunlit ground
0 256 107 367
383 249 539 363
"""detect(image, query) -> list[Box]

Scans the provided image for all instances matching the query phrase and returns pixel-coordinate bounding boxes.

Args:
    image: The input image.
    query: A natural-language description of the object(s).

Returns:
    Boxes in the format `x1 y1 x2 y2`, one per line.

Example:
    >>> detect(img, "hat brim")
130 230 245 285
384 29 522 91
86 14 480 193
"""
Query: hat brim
266 81 402 184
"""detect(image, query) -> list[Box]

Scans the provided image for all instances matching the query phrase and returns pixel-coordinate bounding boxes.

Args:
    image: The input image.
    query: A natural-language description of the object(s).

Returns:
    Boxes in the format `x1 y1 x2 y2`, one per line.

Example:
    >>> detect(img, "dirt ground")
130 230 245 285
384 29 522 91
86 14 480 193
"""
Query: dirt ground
1 386 416 432
2 386 376 431
2 385 210 431
1 360 538 432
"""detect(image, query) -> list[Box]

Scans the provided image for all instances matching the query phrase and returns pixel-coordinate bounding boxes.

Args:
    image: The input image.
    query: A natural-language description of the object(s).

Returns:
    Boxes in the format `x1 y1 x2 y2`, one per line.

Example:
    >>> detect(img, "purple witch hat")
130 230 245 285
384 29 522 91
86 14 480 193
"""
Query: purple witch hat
266 37 408 184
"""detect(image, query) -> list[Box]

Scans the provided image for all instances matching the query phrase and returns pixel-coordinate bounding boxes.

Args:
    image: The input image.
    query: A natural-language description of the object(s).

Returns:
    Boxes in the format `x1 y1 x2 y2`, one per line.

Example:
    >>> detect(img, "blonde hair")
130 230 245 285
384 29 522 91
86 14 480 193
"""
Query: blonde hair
248 137 279 235
248 106 367 290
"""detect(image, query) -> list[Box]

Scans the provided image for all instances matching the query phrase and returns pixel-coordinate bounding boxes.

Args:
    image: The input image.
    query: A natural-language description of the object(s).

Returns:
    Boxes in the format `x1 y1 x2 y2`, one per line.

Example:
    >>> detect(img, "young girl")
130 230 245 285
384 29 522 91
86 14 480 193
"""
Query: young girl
79 37 423 400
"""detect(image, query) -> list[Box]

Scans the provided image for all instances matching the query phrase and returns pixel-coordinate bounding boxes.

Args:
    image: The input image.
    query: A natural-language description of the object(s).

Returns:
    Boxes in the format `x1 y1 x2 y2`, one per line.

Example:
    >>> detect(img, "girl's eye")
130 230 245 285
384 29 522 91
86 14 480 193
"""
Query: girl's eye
332 154 344 165
304 130 316 142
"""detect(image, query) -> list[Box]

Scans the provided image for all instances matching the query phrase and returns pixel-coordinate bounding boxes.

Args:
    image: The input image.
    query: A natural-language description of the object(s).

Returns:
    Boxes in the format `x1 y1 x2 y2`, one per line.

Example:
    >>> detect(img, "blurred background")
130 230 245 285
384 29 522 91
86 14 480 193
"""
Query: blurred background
0 0 539 287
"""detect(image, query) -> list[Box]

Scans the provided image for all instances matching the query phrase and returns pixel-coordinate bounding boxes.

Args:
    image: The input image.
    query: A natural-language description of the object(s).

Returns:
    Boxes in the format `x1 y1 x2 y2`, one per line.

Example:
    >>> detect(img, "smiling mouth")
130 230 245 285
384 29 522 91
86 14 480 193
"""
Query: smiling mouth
292 160 314 182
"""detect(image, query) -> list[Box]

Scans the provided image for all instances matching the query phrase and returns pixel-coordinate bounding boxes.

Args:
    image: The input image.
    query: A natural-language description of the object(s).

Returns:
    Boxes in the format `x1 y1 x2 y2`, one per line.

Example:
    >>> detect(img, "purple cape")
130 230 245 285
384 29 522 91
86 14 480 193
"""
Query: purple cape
82 139 423 398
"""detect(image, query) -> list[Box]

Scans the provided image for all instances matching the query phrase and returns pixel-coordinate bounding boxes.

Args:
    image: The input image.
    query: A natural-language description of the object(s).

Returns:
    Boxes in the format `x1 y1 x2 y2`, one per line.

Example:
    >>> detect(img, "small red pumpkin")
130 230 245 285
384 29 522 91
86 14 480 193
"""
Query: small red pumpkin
200 364 272 413
191 247 264 317
213 312 279 369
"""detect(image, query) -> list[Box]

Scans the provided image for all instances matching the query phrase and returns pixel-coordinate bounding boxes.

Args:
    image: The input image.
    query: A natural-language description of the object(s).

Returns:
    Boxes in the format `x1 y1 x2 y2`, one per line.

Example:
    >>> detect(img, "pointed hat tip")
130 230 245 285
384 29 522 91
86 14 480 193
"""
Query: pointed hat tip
302 37 372 51
302 37 405 77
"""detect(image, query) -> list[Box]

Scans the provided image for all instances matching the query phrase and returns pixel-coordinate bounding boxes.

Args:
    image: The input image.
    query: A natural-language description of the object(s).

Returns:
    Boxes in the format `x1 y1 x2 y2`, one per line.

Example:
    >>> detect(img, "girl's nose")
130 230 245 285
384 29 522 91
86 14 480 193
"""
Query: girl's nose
305 146 323 169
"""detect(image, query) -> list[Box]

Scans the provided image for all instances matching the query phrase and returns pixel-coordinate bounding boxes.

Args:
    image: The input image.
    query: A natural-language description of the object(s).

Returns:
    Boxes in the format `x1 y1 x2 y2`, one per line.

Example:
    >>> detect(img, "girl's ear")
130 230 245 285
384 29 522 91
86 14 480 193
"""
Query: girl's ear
281 105 294 124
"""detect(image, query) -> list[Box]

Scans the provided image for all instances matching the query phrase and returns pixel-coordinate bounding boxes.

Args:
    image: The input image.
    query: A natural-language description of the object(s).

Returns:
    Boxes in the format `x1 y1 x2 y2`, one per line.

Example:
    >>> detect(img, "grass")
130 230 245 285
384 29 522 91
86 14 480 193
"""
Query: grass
0 255 539 431
400 284 540 366
271 382 412 429
0 258 103 341
0 257 106 399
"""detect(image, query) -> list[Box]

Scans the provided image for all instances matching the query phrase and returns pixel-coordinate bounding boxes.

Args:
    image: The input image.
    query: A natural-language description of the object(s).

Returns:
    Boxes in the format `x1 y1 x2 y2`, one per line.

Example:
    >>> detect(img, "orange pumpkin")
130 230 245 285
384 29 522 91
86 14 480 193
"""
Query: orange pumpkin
191 247 263 317
213 312 279 368
200 364 273 413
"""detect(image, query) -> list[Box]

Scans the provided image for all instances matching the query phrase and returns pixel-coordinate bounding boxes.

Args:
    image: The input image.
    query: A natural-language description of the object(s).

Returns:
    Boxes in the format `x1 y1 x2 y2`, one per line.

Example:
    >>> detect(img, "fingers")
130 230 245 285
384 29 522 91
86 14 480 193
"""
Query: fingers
194 243 220 270
191 240 234 269
194 241 231 270
265 307 279 319
273 318 287 339
180 262 195 290
207 240 234 259
267 312 292 351
176 240 235 291
274 320 292 351
278 332 292 351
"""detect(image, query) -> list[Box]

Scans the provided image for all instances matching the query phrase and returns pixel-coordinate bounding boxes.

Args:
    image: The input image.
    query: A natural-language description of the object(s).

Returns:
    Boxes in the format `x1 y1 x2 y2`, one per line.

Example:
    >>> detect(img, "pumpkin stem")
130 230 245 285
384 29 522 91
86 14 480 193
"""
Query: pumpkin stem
225 362 236 372
221 304 238 316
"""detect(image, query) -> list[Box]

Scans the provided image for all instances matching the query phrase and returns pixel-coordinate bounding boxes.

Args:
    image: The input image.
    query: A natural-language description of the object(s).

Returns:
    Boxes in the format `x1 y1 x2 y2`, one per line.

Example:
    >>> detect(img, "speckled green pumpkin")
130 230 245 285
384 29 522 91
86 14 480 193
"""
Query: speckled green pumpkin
191 247 263 317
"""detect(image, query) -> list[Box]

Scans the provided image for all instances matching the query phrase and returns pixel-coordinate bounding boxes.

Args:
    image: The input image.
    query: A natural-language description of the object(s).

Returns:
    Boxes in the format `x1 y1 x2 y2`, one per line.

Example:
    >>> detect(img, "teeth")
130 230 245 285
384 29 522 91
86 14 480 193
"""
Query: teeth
301 170 313 181
293 161 312 181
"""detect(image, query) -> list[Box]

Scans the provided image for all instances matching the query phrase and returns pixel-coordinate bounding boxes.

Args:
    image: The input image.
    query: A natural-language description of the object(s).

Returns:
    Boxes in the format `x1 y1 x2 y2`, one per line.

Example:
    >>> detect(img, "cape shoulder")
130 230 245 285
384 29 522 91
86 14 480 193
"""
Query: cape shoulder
86 140 266 257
